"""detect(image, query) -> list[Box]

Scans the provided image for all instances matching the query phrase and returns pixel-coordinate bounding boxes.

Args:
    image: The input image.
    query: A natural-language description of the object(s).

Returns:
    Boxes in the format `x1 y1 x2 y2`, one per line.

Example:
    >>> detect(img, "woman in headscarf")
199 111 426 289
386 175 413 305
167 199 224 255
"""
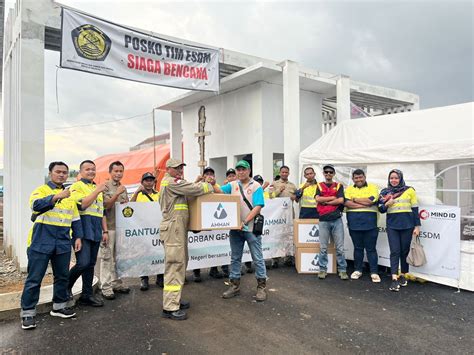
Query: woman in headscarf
378 169 421 292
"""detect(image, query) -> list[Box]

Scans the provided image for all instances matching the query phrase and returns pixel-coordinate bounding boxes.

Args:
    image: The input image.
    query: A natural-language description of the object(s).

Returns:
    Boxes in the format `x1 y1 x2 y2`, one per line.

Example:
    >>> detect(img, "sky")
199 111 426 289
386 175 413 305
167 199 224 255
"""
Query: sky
1 0 473 169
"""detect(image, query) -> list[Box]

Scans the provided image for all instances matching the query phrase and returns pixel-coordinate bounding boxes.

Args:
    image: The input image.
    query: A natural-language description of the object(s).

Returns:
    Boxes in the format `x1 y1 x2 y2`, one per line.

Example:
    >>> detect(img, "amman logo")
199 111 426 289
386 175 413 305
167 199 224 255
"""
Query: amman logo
309 225 319 237
122 206 134 218
214 203 228 220
71 24 112 61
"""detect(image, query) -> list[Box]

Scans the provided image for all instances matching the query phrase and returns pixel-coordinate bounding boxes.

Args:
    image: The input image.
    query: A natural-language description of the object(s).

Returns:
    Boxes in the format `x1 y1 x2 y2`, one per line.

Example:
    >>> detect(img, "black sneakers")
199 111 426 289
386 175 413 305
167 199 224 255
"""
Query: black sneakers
78 295 104 307
180 300 190 310
156 274 164 288
50 307 76 319
21 316 37 330
389 279 400 292
209 267 223 279
399 275 408 287
162 309 187 320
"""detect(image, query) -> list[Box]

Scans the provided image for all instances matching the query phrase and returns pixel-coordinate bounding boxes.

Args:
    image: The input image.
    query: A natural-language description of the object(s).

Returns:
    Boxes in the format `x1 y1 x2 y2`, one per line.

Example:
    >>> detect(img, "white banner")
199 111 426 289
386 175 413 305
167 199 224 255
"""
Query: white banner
61 8 220 91
115 198 293 278
343 205 461 279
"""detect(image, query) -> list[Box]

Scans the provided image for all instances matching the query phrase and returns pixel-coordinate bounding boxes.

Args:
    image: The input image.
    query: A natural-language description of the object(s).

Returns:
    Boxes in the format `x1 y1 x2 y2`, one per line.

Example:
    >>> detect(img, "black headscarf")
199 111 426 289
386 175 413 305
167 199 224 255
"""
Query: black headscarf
380 169 411 199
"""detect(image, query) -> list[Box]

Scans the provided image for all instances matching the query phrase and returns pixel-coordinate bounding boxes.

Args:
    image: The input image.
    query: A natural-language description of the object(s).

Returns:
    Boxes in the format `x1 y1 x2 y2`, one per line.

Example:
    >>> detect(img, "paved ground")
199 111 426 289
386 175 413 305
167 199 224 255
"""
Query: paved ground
0 265 472 354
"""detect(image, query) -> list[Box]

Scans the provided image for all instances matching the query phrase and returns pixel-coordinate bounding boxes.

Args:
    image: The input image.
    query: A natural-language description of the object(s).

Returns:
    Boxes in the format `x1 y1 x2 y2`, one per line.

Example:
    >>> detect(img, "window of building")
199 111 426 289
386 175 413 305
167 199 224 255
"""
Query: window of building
435 162 474 241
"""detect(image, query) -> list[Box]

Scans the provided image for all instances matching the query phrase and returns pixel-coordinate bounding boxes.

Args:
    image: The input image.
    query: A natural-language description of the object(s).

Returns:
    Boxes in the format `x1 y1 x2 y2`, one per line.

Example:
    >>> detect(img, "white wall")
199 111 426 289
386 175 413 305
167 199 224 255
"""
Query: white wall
261 82 322 183
181 81 323 185
182 82 263 182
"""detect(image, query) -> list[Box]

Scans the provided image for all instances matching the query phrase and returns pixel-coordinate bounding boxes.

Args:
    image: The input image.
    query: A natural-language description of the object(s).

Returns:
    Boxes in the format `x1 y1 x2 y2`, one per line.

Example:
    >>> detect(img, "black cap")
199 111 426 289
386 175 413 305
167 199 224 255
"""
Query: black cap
141 172 156 182
203 166 215 175
226 168 236 176
253 175 264 183
323 164 335 172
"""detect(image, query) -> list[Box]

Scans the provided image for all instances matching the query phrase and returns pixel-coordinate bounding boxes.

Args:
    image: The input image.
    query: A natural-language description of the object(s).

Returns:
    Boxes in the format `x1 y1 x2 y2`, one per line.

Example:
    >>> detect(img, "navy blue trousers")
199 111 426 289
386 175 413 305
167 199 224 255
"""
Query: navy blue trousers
349 228 379 273
21 248 70 316
387 228 413 274
69 239 100 297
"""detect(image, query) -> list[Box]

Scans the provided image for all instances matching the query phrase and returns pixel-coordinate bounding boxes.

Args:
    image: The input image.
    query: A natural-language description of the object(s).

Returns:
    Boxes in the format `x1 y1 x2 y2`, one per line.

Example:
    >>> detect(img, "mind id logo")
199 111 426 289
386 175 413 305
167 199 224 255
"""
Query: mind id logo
419 209 429 220
214 203 228 220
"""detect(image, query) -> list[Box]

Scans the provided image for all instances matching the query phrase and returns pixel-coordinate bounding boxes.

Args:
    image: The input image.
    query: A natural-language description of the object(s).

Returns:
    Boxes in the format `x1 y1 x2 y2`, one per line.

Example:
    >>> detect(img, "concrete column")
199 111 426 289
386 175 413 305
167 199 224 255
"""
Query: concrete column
282 60 300 180
170 111 183 160
3 1 53 270
336 75 351 124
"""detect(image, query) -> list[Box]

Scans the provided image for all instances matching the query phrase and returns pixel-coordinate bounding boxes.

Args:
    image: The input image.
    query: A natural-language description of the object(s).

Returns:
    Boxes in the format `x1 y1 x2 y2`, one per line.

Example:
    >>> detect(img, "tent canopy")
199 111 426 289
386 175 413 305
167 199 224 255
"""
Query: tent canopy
300 102 473 167
94 144 170 186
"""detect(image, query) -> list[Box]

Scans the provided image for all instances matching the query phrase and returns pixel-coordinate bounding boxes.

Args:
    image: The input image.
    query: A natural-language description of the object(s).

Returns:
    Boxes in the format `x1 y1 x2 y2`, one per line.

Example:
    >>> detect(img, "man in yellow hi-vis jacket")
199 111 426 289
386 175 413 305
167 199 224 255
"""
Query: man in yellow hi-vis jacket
68 160 108 308
20 161 83 330
159 159 219 320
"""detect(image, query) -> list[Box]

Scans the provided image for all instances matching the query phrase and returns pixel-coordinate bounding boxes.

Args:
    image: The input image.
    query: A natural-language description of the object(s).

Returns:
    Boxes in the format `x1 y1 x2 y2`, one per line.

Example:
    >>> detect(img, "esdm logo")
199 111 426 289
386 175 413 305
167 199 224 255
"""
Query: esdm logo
214 203 228 220
122 206 134 218
71 24 112 61
419 209 429 220
309 225 319 238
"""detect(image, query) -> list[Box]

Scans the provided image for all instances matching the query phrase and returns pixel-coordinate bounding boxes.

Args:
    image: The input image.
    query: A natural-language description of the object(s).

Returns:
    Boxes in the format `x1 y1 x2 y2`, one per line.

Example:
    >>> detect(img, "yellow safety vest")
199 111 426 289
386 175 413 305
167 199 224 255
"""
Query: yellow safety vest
136 191 159 202
345 183 379 213
70 180 104 218
299 182 318 208
387 187 418 214
27 184 81 247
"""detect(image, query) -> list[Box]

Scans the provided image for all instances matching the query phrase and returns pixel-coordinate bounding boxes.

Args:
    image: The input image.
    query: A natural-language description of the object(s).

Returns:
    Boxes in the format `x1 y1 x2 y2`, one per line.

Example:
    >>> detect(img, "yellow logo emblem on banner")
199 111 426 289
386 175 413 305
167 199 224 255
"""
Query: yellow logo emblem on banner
122 206 134 218
71 24 111 61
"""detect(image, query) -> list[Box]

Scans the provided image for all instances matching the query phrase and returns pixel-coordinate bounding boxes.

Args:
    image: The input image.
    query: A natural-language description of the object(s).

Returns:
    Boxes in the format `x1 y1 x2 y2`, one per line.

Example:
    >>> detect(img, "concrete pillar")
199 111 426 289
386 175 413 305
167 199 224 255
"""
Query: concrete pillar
336 75 351 124
282 60 300 180
3 1 55 270
170 111 183 160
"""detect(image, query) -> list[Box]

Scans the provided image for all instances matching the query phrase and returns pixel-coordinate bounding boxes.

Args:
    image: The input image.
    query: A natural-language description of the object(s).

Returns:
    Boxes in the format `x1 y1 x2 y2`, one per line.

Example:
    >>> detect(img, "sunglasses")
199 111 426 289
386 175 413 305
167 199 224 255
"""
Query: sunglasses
323 170 335 174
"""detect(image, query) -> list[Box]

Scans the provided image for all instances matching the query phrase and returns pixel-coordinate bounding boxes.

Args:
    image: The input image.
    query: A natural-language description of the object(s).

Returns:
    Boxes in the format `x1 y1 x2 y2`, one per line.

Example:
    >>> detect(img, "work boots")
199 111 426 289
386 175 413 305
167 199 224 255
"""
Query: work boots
222 279 240 299
256 278 267 302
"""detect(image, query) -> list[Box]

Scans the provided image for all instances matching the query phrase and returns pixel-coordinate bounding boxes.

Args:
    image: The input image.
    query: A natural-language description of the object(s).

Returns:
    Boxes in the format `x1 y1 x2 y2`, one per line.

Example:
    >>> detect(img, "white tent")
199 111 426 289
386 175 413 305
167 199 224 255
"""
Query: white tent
299 102 474 291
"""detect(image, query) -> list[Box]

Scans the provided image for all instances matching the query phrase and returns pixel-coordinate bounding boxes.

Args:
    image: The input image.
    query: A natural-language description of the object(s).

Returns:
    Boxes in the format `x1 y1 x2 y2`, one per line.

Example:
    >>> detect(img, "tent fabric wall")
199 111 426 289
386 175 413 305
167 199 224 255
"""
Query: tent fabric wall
94 144 170 187
298 102 474 291
300 102 473 166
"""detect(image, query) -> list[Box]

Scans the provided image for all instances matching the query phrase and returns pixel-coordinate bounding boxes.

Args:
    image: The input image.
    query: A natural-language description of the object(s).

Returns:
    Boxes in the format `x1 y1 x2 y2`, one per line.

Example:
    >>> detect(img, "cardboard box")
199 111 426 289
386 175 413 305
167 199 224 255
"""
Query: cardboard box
295 246 337 274
293 219 335 248
188 194 241 231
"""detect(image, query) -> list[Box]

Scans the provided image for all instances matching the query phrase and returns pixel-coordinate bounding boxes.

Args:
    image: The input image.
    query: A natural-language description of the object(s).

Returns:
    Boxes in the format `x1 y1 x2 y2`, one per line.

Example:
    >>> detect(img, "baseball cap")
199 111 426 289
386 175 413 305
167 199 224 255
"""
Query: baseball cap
141 172 156 182
235 160 250 169
203 166 215 175
166 159 186 168
253 175 264 183
323 164 335 172
226 168 236 176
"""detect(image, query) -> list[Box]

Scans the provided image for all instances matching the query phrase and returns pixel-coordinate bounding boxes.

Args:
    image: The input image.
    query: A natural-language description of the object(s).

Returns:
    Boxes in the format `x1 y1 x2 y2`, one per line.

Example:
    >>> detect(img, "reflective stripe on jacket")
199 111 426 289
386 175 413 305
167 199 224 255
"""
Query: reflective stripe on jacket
70 180 104 218
27 183 82 248
345 183 379 213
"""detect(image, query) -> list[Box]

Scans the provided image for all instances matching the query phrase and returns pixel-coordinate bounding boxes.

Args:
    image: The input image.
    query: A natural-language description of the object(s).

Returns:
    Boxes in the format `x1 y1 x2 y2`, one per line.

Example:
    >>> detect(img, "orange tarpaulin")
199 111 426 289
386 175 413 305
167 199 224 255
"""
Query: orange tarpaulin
94 144 170 187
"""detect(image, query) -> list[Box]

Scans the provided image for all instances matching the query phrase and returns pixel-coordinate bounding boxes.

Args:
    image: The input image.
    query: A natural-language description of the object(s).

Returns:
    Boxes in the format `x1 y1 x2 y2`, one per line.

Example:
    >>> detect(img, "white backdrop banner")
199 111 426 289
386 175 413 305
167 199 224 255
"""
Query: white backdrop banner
343 205 461 279
115 198 293 278
61 8 220 91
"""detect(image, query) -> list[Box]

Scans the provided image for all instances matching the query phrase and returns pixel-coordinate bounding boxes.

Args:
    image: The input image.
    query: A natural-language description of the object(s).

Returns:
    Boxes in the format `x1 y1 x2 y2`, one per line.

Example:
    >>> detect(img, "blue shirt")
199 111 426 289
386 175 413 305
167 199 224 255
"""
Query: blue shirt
221 182 265 207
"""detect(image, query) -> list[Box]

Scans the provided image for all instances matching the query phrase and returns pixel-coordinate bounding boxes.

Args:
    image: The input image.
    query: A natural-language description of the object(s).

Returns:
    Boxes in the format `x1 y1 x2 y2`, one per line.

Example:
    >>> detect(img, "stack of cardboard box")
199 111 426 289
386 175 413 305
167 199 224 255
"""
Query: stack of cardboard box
294 219 337 274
